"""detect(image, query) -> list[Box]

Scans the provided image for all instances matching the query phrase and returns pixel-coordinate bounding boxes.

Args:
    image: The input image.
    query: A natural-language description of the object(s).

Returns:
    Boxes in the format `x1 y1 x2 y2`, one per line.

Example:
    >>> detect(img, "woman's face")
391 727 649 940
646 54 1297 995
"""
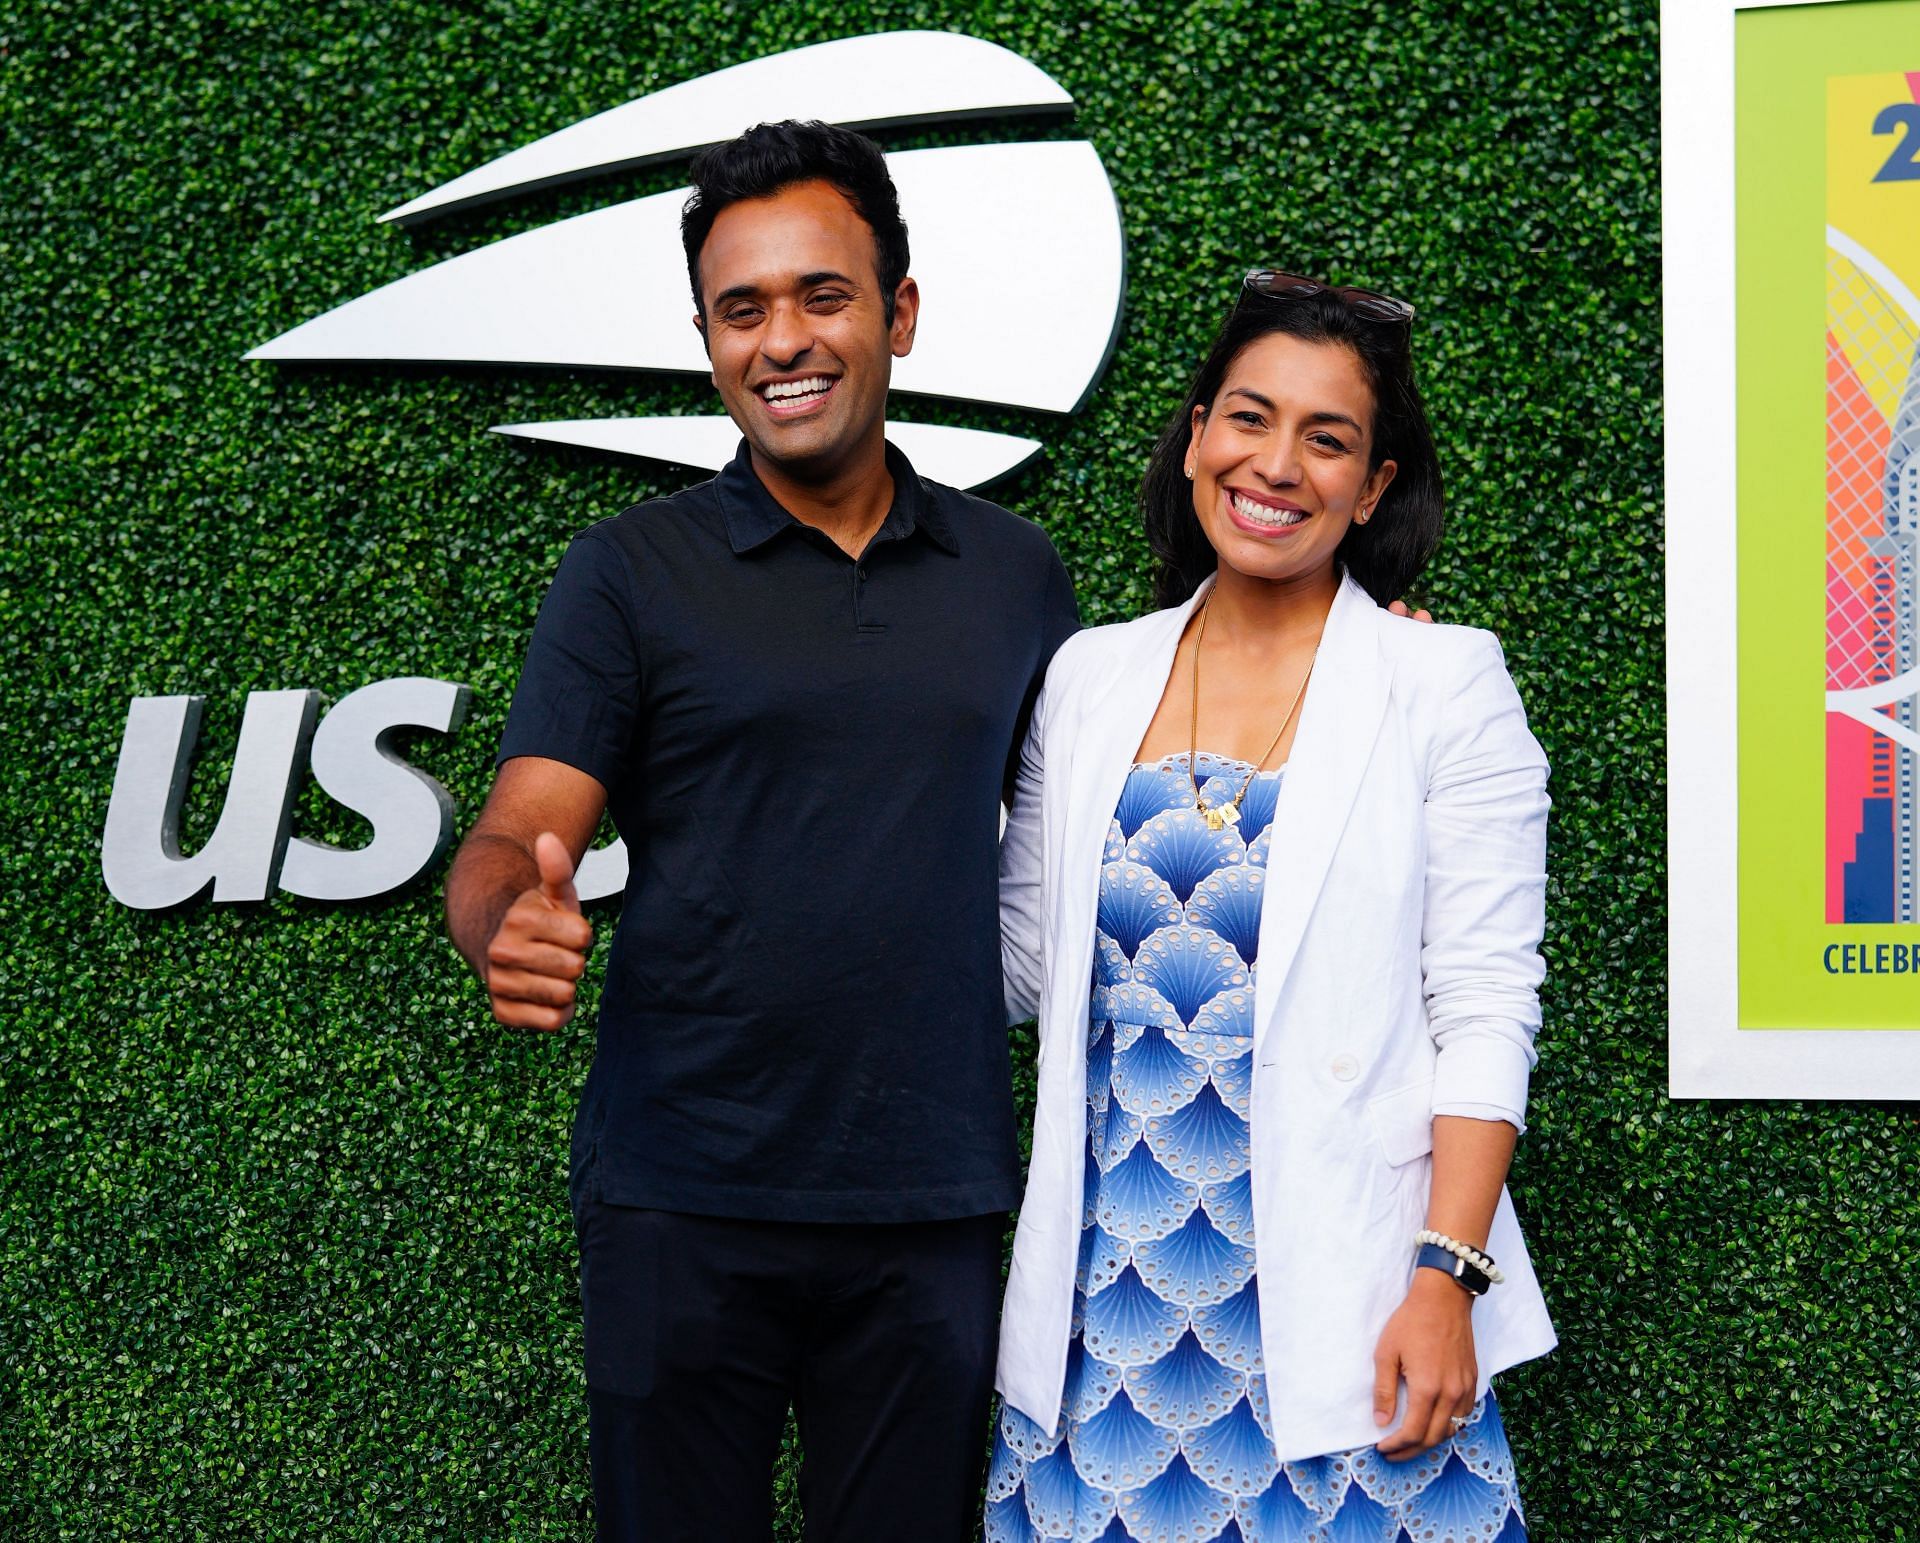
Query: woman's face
1186 330 1398 590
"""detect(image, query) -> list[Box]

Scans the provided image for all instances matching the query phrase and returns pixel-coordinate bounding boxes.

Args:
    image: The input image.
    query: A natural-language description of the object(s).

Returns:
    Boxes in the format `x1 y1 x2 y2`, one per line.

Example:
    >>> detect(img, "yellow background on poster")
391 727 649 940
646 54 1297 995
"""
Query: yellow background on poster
1828 70 1920 267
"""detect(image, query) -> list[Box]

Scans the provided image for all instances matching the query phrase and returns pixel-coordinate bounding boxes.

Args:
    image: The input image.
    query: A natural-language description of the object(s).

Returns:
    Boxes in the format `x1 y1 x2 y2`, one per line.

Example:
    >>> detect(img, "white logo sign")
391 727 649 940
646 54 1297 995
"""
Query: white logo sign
106 32 1121 909
246 31 1125 488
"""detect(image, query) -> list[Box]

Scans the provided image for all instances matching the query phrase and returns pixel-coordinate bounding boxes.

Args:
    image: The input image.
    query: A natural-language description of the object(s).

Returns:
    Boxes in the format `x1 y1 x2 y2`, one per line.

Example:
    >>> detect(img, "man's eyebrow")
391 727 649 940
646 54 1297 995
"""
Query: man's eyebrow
1222 388 1364 435
711 271 859 308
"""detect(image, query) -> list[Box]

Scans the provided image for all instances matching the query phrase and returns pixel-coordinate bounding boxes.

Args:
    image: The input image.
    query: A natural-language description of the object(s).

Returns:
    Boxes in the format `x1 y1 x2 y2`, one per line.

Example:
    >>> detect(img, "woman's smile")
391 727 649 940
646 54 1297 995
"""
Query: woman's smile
1224 484 1311 535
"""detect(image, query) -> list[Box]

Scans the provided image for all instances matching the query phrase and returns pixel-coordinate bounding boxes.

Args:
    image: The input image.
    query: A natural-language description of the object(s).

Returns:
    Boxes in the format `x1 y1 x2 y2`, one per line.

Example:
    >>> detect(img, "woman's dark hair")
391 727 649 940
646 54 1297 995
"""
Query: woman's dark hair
680 120 911 324
1141 285 1445 609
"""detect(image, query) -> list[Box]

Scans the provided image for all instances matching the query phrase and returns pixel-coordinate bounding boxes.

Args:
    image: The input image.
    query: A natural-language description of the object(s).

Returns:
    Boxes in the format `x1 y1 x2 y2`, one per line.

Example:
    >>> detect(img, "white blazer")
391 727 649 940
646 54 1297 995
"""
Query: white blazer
995 571 1557 1463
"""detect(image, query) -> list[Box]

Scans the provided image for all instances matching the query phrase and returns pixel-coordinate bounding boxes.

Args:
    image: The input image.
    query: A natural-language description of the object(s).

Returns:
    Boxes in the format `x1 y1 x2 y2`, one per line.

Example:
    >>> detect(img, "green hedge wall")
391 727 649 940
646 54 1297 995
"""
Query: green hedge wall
3 0 1914 1538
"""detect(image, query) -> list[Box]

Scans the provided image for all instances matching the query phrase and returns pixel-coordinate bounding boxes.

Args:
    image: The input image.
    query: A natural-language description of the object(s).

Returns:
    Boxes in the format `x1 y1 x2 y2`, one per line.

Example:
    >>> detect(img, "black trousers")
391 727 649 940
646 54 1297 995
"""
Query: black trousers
575 1198 1007 1542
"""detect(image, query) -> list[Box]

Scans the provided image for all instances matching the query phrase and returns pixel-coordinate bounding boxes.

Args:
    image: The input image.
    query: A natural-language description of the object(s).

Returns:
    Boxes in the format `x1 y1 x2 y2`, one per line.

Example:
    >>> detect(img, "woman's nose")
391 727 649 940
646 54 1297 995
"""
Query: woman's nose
1251 442 1302 486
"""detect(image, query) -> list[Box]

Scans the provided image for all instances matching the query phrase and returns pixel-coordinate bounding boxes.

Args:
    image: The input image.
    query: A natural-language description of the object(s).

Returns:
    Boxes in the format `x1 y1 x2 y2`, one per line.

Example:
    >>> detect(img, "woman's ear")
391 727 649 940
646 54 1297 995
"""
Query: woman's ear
1186 404 1208 478
1357 459 1398 523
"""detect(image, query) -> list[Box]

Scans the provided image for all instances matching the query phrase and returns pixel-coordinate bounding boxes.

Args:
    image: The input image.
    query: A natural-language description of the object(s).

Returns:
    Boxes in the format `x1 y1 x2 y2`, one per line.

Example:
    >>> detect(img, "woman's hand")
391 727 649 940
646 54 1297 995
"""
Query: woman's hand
1371 1269 1478 1459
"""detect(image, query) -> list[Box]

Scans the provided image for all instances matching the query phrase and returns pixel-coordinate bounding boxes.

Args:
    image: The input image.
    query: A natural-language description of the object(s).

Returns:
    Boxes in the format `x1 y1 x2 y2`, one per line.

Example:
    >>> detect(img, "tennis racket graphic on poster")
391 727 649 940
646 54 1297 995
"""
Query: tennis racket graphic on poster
1824 70 1920 926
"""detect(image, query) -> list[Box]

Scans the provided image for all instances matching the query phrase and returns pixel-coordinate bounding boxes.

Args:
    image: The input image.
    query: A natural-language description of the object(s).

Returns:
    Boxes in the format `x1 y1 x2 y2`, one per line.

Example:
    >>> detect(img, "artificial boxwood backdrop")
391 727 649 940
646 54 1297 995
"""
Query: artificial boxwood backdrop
4 1 1915 1538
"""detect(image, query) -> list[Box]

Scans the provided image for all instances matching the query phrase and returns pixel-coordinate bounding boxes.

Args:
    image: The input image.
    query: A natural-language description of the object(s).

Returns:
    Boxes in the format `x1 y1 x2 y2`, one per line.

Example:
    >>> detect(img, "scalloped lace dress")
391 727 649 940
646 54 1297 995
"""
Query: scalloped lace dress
984 753 1529 1543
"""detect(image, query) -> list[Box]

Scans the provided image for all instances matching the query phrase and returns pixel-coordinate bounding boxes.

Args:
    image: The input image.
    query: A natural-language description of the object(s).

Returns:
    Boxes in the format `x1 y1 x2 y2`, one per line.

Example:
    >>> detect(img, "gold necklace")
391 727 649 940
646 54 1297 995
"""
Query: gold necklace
1188 598 1317 832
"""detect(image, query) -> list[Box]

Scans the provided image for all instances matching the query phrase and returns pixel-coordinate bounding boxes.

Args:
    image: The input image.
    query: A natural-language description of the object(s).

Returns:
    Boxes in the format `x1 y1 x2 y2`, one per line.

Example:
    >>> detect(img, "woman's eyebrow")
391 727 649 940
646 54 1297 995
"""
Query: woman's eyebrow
1223 388 1363 435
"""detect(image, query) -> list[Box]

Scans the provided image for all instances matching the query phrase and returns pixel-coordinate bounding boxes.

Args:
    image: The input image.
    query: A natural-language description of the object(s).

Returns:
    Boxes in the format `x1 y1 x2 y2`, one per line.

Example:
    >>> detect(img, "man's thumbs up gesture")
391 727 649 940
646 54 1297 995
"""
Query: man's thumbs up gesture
484 830 595 1031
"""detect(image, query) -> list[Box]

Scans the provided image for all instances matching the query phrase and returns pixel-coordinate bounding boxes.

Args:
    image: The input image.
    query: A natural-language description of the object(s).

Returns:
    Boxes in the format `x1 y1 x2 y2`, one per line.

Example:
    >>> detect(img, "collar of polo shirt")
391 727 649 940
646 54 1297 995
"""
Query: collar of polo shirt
715 440 961 558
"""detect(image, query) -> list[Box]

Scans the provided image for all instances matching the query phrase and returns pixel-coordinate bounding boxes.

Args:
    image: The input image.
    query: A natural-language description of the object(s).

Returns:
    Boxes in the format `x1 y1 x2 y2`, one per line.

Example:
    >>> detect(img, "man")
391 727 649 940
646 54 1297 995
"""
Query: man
444 121 1079 1540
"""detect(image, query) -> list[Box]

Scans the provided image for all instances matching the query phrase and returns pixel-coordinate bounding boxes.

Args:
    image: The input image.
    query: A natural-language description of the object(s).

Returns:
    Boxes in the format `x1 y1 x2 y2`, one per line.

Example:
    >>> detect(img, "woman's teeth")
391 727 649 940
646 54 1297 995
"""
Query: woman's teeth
761 376 834 406
1231 492 1306 527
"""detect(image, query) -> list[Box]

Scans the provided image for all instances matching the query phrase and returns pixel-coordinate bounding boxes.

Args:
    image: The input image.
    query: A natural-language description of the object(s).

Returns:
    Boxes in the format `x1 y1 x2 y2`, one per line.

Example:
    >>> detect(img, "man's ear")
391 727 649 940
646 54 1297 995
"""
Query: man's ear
692 311 710 359
889 277 920 359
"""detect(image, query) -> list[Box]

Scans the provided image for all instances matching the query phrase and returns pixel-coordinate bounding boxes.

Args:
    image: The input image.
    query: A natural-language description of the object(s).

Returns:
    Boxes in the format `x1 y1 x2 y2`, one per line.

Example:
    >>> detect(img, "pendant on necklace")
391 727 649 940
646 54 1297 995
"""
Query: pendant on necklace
1200 802 1240 832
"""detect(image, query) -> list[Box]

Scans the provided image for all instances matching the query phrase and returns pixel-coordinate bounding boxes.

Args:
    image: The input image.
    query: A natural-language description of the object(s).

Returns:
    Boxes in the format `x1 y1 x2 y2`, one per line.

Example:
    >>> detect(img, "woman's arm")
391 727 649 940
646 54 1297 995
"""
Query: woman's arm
1372 1114 1517 1456
1374 631 1550 1458
999 680 1048 1026
1420 634 1550 1126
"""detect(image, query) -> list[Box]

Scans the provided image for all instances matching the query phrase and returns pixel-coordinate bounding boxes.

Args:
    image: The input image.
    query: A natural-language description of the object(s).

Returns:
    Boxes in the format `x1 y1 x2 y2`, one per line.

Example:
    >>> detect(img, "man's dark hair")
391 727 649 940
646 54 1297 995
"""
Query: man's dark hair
681 120 911 324
1141 284 1445 610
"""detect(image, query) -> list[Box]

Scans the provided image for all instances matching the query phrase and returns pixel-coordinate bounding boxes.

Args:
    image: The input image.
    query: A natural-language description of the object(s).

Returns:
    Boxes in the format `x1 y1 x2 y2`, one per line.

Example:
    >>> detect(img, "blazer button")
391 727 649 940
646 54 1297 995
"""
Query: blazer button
1331 1055 1359 1082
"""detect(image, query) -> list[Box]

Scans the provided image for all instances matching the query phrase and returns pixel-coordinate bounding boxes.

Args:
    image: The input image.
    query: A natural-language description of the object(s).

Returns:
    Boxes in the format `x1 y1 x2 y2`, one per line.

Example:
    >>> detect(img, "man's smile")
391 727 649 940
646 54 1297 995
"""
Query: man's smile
755 374 840 418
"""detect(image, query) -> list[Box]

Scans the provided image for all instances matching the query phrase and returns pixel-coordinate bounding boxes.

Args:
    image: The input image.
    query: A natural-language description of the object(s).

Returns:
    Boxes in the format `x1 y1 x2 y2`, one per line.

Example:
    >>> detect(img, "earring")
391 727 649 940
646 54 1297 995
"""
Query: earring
1184 464 1194 480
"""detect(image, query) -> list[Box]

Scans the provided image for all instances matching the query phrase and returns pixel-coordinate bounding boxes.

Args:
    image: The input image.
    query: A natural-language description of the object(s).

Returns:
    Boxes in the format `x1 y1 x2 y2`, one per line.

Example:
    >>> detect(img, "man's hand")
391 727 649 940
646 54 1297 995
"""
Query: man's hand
484 832 594 1031
1387 599 1434 624
445 756 606 1026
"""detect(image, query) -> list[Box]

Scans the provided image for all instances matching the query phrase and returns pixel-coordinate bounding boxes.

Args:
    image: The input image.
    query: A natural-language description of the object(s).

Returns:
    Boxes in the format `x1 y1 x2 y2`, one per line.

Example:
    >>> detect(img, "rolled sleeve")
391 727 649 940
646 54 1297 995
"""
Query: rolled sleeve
1420 633 1549 1134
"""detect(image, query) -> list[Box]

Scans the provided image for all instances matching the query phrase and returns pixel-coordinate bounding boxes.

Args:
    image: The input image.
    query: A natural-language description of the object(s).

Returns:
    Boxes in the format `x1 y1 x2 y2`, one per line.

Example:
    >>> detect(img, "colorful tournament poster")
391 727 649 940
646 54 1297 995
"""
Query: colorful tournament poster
1730 1 1920 1040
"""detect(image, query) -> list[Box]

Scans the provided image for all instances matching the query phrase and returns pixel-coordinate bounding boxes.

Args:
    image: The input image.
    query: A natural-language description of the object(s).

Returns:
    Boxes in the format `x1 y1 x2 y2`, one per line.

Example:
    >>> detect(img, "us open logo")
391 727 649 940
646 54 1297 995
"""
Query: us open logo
248 30 1125 489
103 32 1122 910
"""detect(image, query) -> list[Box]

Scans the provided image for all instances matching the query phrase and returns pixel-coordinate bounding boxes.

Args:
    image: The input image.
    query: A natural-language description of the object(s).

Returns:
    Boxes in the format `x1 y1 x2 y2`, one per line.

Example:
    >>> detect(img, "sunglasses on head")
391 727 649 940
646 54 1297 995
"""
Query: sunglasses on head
1242 269 1416 326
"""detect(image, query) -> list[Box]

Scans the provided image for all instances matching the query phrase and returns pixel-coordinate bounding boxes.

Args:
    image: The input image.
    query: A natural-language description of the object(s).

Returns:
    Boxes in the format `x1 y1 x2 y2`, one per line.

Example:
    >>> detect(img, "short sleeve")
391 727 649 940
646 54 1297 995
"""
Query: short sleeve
496 532 644 792
1039 542 1083 665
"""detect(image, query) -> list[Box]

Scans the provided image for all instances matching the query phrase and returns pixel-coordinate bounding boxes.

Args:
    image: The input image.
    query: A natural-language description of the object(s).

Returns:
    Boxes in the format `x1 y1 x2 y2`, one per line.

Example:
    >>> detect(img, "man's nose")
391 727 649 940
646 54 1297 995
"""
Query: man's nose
760 301 815 369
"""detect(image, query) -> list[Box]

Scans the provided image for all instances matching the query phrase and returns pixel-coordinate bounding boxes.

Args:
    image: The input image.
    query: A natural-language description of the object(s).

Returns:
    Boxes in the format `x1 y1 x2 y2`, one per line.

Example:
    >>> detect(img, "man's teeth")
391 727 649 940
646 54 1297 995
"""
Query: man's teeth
1232 493 1307 527
762 377 834 403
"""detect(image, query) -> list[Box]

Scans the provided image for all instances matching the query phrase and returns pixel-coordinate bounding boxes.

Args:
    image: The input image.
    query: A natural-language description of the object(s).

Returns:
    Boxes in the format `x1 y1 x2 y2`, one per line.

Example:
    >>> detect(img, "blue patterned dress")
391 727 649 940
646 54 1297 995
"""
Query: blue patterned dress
985 753 1529 1543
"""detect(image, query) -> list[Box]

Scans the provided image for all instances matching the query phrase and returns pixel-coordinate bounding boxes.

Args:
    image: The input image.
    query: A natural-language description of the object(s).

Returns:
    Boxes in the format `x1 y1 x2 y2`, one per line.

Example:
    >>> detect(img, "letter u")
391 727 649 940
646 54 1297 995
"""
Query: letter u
101 691 319 908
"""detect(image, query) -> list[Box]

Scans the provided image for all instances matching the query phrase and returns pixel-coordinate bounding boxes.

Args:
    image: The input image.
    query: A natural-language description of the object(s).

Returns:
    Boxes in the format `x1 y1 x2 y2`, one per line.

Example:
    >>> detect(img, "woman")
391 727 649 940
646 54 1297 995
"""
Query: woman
988 272 1555 1542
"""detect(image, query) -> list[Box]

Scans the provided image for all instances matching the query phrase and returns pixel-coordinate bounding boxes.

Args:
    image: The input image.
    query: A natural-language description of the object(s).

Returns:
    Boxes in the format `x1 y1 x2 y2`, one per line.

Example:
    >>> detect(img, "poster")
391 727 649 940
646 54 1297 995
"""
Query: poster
1667 0 1920 1095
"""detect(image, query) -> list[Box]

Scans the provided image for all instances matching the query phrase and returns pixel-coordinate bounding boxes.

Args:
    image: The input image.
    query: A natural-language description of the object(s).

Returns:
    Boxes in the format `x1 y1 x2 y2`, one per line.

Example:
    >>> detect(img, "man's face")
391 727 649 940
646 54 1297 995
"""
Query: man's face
694 179 917 477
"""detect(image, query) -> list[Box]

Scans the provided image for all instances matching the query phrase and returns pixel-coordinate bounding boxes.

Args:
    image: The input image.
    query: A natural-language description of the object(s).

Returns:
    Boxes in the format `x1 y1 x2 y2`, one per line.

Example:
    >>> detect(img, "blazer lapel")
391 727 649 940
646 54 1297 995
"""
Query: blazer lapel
1252 575 1395 1050
1053 582 1214 1005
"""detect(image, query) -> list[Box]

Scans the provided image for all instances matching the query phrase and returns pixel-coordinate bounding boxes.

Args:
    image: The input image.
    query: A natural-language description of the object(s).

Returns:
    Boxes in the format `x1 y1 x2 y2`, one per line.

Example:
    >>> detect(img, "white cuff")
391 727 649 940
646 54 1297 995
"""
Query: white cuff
1430 1027 1534 1134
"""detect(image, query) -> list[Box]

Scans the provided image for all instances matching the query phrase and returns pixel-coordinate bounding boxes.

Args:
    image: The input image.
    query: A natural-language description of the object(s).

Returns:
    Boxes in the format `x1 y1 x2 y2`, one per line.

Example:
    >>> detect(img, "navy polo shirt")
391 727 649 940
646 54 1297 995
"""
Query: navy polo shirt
498 440 1080 1222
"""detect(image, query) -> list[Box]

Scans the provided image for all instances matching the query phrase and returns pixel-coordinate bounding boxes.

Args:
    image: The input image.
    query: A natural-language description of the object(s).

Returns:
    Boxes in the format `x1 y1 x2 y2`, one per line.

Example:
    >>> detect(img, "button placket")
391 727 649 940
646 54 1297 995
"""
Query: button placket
851 556 885 634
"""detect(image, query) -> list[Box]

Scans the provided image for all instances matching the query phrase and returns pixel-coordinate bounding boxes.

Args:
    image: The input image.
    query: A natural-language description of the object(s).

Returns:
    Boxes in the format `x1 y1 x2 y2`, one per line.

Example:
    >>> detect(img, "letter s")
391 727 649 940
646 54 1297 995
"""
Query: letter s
278 678 471 901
